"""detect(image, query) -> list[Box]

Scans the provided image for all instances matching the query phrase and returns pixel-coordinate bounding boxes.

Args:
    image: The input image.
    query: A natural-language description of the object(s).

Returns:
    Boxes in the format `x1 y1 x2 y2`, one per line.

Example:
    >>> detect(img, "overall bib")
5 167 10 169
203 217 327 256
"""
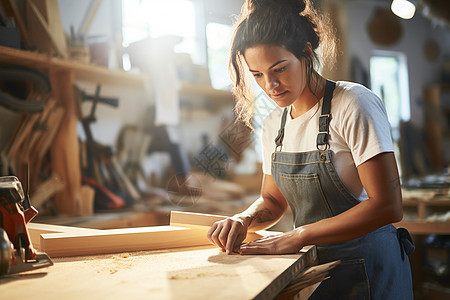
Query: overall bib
271 80 414 299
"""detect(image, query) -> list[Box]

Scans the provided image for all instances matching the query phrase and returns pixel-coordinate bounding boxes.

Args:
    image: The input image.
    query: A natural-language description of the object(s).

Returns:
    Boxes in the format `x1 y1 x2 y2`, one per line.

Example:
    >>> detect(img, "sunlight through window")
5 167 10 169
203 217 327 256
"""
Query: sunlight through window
122 0 196 58
370 51 411 140
206 23 232 90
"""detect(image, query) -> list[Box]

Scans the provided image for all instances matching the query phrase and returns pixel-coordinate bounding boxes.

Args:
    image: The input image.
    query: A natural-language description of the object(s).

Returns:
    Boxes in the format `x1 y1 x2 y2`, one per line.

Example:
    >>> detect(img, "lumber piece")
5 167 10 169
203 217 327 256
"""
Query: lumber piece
26 0 67 58
170 210 229 228
30 174 65 209
28 222 100 251
276 260 340 299
39 212 281 258
169 210 266 241
77 0 103 37
40 225 213 258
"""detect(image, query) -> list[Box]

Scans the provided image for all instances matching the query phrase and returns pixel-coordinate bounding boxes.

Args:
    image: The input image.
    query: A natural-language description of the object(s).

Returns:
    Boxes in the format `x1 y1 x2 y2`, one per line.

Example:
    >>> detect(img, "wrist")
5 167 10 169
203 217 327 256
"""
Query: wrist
233 213 253 229
295 225 312 247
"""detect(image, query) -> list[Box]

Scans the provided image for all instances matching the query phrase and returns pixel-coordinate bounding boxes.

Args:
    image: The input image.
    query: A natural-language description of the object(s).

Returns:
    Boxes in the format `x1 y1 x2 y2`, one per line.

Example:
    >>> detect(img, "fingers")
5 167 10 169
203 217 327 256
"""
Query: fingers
239 242 273 255
207 222 226 251
206 222 218 246
207 220 233 252
238 234 285 255
207 218 247 254
218 224 232 252
238 230 304 255
226 222 245 254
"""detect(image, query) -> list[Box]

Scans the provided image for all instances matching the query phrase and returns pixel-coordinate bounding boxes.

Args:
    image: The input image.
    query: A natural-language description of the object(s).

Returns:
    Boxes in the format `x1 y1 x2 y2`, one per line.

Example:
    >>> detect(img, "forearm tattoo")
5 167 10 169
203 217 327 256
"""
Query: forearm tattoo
254 208 274 224
390 177 401 190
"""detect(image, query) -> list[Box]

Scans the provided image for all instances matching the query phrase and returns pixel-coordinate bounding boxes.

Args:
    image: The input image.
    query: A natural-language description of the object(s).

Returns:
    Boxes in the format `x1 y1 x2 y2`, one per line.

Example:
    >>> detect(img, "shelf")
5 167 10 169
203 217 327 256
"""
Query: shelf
397 194 450 234
180 81 233 100
0 46 148 88
394 220 450 235
403 196 450 219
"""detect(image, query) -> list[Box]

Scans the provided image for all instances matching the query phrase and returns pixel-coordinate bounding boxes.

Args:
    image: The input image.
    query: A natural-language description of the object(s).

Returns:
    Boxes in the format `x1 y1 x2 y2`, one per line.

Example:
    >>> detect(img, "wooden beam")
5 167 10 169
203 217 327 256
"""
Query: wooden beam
49 68 81 215
40 225 213 258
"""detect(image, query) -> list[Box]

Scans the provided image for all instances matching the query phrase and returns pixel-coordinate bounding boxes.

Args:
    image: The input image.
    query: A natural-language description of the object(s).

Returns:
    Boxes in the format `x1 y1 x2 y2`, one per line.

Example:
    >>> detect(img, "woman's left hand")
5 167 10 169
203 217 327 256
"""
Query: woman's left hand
238 229 305 255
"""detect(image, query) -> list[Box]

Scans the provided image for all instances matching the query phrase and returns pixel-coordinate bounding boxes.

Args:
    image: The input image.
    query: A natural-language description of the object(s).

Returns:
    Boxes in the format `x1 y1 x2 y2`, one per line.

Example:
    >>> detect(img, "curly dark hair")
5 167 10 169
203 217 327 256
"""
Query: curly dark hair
229 0 337 128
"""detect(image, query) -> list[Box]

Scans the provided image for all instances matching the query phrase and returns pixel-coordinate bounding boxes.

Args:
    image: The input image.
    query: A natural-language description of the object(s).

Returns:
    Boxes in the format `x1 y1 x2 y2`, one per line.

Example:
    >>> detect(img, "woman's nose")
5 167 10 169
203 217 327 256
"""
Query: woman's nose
265 76 279 91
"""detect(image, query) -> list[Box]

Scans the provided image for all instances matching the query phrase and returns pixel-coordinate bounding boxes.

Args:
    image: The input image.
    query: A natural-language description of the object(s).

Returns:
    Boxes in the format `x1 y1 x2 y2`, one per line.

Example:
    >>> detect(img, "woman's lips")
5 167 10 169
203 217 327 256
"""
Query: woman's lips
271 91 288 99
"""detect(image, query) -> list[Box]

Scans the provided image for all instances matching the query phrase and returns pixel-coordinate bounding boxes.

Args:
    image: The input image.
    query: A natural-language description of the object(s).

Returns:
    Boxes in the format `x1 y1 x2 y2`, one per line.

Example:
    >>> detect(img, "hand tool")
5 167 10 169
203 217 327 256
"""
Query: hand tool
0 176 53 276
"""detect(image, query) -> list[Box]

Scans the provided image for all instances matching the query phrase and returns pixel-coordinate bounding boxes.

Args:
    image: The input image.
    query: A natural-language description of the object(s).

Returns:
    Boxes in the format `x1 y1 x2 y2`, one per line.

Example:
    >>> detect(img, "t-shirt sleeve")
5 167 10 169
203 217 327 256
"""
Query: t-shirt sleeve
340 87 394 167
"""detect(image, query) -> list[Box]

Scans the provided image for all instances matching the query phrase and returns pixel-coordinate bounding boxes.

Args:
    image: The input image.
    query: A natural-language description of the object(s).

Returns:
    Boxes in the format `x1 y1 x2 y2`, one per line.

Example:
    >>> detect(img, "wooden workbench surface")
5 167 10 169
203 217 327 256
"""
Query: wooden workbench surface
0 246 317 300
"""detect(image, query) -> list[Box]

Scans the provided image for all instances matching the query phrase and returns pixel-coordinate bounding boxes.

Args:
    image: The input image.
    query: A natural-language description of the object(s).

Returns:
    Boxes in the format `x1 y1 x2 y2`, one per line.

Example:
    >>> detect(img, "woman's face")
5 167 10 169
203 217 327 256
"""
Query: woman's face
244 44 307 108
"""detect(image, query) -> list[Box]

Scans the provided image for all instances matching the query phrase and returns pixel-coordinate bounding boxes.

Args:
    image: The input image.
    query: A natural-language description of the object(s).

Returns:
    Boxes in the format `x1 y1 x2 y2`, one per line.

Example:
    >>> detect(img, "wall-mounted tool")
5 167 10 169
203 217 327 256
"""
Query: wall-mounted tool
0 176 52 276
0 66 50 113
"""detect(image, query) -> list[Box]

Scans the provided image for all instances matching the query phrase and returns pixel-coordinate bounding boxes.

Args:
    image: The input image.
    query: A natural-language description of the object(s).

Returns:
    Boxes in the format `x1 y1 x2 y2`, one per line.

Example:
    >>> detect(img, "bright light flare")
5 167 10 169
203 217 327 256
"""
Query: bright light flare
391 0 416 20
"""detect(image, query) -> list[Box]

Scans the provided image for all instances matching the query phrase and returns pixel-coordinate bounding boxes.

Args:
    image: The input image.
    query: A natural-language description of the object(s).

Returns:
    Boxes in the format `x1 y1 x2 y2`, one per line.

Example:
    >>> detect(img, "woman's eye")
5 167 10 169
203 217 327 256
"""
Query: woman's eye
274 66 286 73
253 73 262 78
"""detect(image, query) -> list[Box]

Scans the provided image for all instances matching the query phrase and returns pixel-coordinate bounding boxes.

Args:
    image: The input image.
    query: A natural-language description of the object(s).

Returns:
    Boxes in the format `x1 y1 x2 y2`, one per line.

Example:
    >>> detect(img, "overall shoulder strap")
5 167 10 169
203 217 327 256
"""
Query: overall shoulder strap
274 107 288 151
316 80 336 150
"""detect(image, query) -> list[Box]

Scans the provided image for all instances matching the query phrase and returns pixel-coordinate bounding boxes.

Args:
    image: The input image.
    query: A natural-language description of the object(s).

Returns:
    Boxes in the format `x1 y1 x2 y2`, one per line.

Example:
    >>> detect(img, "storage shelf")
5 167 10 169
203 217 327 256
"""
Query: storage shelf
396 195 450 234
0 46 148 88
394 220 450 235
180 81 233 100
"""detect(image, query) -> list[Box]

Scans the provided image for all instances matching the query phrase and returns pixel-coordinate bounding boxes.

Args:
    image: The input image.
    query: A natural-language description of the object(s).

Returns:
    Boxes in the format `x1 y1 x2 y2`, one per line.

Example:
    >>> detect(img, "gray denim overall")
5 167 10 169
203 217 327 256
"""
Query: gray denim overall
272 80 414 299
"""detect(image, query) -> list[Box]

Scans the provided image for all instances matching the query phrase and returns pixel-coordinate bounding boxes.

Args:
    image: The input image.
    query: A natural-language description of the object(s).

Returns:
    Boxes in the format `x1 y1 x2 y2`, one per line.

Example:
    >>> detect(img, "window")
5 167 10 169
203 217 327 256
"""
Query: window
370 51 411 140
370 51 411 178
206 23 233 90
122 0 198 61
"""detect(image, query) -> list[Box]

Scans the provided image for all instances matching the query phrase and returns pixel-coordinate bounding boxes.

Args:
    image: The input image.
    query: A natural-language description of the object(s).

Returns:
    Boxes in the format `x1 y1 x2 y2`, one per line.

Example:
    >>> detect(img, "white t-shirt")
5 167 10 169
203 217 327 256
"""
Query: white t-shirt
262 81 394 201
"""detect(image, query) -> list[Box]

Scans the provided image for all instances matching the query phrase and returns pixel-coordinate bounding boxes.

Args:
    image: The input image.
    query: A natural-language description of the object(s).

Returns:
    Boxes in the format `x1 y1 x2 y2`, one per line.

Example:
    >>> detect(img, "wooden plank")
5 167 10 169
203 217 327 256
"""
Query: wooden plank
0 246 317 300
44 0 67 57
77 0 103 37
38 211 278 258
40 225 213 258
28 222 100 251
26 0 67 58
170 210 229 228
33 210 169 229
170 210 266 241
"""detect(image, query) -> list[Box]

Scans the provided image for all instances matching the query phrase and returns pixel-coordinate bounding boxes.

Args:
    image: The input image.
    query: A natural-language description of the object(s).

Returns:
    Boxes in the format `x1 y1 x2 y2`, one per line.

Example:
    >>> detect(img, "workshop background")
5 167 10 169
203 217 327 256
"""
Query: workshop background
0 0 449 298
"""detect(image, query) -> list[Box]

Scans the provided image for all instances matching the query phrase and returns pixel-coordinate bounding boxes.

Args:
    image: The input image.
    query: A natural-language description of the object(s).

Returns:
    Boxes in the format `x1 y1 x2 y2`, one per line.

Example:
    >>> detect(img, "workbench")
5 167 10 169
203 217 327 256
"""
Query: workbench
0 212 334 299
0 245 321 300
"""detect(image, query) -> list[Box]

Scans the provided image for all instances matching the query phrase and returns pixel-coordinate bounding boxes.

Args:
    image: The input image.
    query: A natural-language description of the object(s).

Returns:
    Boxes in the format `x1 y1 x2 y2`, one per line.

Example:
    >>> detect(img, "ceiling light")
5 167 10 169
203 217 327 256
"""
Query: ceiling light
391 0 416 19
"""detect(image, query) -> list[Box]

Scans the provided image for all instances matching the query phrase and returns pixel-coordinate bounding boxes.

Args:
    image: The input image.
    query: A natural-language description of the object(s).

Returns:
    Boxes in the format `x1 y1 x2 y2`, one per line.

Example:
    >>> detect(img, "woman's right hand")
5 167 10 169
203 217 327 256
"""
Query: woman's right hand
207 215 250 254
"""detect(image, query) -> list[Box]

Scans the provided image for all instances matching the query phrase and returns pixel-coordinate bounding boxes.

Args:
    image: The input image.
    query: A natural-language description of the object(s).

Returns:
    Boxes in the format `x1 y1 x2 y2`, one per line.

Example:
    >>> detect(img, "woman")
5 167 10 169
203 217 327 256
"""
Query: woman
206 0 414 298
